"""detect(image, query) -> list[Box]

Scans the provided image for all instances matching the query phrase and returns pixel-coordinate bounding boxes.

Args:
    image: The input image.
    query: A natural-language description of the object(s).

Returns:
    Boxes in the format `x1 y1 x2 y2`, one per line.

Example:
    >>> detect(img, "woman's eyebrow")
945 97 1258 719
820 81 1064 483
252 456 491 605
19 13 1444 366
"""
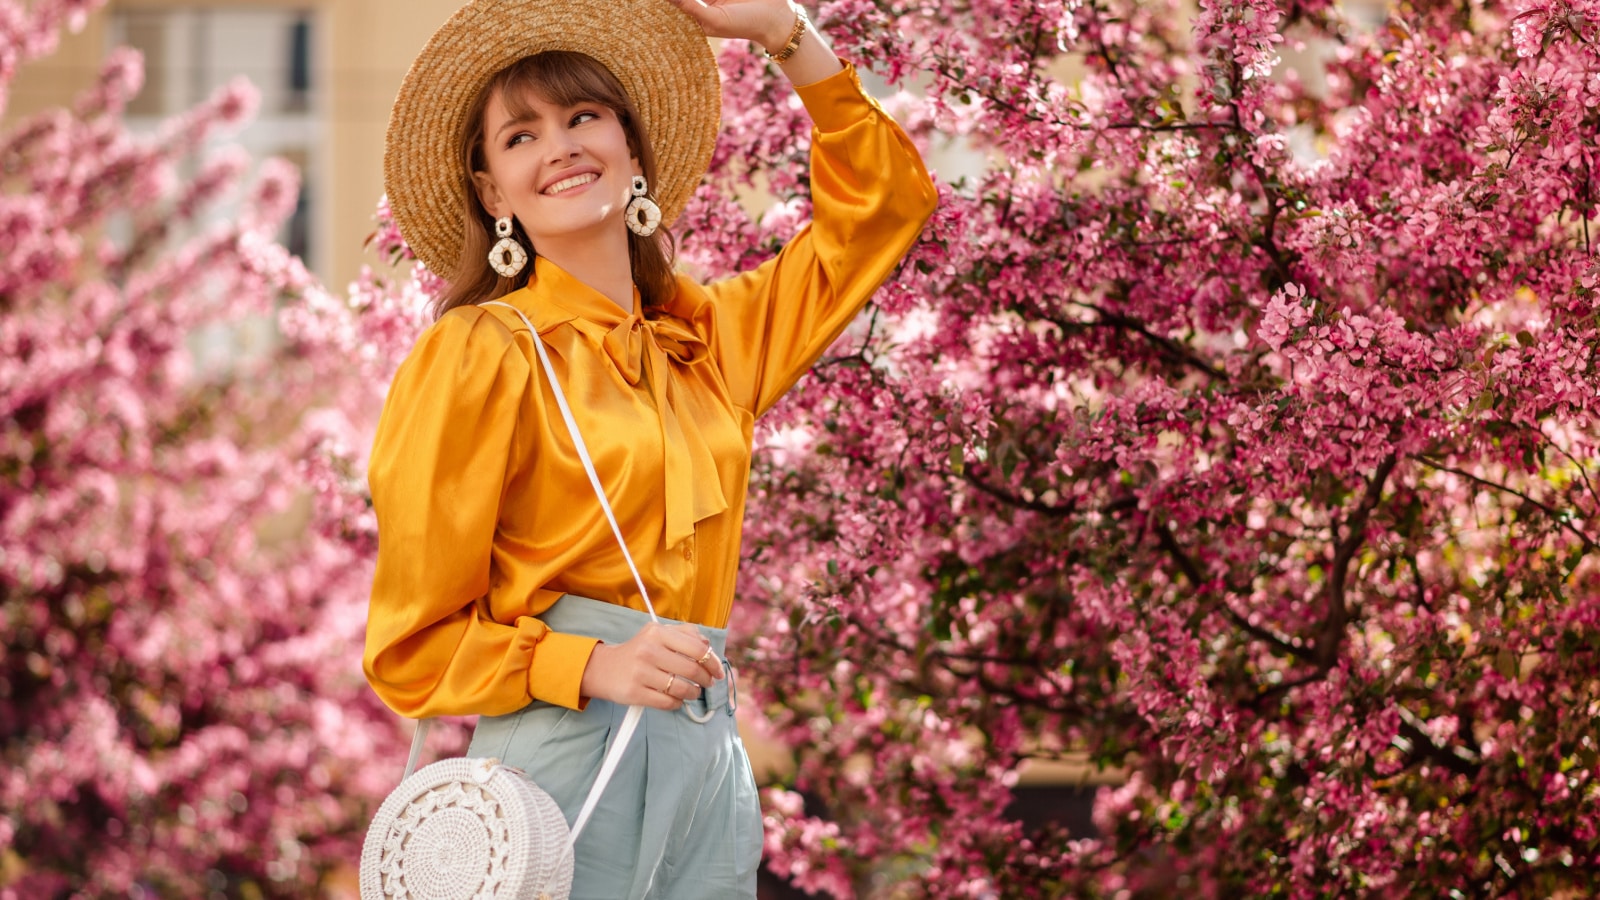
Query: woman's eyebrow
495 110 547 138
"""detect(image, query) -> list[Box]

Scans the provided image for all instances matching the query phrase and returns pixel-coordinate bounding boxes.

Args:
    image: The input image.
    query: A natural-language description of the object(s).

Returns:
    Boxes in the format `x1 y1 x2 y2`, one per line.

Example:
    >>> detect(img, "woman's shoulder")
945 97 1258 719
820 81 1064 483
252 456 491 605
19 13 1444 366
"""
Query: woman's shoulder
370 304 534 481
421 300 560 350
435 301 514 337
394 302 532 387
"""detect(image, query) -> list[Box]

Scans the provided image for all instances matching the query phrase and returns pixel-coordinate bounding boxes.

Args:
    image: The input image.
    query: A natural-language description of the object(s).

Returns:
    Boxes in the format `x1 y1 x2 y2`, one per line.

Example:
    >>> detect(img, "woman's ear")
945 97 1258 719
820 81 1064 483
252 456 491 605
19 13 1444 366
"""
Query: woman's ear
472 171 508 219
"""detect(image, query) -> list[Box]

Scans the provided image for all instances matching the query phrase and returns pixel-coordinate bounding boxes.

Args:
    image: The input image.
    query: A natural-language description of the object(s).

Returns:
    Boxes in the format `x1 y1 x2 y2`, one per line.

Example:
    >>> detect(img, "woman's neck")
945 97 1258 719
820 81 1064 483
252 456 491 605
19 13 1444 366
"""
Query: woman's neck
534 230 635 314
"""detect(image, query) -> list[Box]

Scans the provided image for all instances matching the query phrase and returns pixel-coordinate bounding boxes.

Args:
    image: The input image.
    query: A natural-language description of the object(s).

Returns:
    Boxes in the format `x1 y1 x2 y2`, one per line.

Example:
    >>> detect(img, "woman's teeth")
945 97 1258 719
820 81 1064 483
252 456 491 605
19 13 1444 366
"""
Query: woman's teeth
545 173 598 195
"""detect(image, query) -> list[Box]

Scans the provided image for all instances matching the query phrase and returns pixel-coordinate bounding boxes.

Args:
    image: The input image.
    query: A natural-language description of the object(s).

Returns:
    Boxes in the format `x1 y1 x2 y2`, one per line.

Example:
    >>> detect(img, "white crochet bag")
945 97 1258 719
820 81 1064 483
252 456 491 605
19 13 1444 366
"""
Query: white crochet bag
360 300 679 900
360 751 575 900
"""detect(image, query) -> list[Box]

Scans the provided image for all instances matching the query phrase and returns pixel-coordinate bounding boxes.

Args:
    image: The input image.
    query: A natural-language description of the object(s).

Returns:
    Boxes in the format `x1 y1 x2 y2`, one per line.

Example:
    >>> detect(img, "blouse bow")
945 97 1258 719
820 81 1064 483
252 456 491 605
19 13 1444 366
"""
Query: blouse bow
530 260 729 549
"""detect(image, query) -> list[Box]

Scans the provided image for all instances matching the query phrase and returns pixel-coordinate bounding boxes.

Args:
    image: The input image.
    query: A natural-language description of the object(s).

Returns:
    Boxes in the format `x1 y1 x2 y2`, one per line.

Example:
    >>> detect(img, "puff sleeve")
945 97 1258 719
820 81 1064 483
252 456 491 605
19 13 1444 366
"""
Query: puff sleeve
363 307 599 718
704 61 937 416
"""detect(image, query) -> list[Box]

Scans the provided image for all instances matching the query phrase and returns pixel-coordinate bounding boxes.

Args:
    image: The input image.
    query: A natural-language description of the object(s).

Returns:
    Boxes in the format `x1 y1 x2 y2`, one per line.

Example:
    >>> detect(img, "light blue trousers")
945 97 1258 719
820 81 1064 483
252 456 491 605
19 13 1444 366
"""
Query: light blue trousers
467 595 761 899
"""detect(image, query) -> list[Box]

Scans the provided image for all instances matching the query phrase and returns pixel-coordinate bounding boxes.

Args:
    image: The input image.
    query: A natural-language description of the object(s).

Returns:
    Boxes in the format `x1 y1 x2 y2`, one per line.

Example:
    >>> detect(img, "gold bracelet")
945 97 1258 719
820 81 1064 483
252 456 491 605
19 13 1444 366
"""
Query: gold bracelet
764 5 809 64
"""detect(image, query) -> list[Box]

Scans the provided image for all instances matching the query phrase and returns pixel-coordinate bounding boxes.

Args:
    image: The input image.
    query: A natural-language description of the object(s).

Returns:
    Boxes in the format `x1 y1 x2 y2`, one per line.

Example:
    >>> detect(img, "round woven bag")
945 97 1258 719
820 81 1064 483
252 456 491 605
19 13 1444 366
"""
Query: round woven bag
360 756 575 900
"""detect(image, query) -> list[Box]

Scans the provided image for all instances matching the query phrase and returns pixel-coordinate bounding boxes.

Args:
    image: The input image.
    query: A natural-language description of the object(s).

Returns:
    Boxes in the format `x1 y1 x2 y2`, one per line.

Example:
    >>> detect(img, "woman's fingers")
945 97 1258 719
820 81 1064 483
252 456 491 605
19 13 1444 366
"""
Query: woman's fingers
628 654 690 709
660 0 721 34
689 637 727 682
636 623 726 684
642 637 711 691
664 624 726 680
656 622 706 657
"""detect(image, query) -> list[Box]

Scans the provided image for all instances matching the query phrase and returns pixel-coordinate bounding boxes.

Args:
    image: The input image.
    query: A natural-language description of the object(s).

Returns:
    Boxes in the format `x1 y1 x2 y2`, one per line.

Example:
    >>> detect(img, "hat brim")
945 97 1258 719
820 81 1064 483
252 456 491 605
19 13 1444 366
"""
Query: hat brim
384 0 721 278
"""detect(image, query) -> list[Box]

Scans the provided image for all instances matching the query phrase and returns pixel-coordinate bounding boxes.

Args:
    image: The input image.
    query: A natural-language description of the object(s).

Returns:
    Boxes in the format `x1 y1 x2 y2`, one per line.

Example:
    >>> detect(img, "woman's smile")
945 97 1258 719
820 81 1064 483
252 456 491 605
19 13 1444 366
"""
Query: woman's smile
544 172 600 195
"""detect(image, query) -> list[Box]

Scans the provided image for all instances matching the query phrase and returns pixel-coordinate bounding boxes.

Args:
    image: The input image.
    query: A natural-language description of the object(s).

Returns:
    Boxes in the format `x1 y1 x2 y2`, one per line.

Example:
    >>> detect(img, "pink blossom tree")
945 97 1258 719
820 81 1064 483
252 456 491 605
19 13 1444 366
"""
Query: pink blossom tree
0 0 426 893
670 0 1600 896
13 0 1600 893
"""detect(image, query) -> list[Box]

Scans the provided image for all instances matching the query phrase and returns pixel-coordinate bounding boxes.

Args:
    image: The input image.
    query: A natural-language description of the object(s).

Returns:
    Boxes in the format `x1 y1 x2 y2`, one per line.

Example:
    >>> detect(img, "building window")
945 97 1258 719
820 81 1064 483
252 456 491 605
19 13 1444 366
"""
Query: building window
110 8 323 275
287 16 312 112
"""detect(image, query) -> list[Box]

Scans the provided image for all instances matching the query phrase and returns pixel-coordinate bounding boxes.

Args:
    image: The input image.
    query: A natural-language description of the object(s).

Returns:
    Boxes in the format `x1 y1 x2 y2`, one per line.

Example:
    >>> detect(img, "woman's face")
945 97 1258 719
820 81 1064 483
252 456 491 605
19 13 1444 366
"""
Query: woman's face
471 85 642 251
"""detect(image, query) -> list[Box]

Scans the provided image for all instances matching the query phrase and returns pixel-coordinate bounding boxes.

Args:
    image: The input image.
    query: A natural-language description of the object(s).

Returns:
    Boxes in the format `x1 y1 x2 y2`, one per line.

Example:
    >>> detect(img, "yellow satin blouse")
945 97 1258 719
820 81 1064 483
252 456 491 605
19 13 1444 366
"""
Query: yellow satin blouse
364 62 937 718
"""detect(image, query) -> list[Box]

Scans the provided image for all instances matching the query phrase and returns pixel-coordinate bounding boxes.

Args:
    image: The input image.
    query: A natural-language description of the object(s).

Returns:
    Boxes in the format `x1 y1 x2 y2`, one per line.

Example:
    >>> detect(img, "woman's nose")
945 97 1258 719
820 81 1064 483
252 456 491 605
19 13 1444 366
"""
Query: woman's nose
545 128 580 163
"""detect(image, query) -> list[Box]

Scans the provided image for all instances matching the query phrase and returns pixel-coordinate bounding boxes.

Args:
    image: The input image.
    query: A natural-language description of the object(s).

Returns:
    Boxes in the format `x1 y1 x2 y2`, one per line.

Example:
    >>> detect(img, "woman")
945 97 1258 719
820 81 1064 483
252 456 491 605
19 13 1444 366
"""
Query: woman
365 0 935 893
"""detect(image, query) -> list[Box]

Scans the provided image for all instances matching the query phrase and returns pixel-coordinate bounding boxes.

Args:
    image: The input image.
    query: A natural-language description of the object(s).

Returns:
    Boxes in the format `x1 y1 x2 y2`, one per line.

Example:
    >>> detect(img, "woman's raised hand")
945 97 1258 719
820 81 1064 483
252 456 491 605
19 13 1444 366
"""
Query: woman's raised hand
664 0 798 50
579 622 727 711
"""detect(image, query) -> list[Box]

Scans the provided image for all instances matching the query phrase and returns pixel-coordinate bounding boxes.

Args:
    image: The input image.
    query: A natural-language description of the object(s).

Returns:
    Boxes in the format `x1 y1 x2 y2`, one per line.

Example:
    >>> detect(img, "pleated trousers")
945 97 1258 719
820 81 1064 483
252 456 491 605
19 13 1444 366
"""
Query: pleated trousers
467 595 761 900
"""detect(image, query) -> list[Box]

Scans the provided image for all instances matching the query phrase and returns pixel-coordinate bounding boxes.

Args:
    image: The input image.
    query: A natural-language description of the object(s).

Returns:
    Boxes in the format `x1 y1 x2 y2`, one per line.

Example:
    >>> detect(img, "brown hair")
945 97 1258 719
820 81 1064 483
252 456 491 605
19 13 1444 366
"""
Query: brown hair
432 51 678 319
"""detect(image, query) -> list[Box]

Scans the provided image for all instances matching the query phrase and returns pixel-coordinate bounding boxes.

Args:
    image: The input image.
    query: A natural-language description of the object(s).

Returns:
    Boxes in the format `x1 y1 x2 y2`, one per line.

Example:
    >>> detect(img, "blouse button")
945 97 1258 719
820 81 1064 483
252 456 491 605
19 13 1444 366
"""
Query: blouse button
681 539 693 562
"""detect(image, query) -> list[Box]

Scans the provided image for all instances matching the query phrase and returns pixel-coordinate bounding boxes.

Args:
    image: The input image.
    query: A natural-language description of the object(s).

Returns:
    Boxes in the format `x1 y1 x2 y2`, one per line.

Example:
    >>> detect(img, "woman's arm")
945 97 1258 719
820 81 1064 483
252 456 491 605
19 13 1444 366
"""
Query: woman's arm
679 71 937 418
364 309 600 718
671 1 937 417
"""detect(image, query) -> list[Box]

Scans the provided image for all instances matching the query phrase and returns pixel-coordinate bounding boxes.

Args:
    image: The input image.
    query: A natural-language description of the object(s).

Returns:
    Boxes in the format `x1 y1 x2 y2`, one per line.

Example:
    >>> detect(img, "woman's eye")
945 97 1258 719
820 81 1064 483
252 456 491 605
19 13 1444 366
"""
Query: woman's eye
506 132 534 148
571 111 599 126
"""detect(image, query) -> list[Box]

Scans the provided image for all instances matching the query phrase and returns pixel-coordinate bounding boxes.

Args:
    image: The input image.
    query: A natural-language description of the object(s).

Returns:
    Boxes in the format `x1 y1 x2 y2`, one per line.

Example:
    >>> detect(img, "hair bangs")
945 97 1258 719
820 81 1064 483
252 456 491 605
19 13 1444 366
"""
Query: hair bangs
492 51 632 123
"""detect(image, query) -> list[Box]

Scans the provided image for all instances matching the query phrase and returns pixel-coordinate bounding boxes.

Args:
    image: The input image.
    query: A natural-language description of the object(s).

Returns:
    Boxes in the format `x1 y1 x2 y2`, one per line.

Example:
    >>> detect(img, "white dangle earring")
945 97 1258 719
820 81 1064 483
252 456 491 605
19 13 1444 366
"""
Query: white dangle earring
625 175 662 237
487 216 528 278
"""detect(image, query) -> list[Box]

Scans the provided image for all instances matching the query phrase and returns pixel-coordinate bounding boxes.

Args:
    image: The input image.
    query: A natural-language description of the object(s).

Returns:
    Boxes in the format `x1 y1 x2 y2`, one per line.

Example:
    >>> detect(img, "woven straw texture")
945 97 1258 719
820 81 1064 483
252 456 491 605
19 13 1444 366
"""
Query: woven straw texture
384 0 721 278
360 756 575 900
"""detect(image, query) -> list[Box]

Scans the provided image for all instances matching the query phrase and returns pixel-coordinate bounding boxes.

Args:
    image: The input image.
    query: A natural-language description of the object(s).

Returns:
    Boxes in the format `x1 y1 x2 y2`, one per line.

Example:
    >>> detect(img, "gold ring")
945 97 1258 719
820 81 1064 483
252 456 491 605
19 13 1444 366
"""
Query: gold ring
696 647 714 666
662 673 677 694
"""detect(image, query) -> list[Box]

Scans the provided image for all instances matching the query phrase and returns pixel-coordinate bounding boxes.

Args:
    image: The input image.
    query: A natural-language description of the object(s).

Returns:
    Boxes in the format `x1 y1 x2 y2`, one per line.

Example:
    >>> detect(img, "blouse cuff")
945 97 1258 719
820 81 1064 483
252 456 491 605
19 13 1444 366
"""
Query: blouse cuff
527 629 601 710
793 59 880 134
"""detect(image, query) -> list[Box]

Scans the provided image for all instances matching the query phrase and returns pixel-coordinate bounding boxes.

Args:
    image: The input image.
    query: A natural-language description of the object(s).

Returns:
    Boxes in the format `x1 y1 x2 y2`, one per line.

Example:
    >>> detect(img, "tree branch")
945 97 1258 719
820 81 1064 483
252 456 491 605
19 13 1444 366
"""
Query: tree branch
1153 522 1302 658
1053 304 1227 381
1414 455 1599 552
1395 704 1481 779
962 466 1079 516
1314 454 1398 668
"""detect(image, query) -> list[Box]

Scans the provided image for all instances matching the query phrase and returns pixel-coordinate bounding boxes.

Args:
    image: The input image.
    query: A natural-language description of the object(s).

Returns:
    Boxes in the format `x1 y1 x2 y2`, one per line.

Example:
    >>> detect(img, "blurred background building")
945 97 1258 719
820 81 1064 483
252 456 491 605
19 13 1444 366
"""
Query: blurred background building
12 0 463 290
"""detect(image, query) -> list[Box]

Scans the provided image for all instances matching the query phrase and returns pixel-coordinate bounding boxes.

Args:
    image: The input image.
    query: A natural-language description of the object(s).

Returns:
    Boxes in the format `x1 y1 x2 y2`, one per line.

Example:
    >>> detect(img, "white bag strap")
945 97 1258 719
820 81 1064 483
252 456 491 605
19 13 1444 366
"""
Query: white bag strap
400 299 665 848
403 718 434 780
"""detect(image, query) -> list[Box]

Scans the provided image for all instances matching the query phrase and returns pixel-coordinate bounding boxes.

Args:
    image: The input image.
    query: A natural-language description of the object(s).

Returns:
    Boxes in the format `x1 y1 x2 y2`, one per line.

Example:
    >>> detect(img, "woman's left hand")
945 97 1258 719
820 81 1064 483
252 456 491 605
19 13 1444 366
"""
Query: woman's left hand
665 0 798 53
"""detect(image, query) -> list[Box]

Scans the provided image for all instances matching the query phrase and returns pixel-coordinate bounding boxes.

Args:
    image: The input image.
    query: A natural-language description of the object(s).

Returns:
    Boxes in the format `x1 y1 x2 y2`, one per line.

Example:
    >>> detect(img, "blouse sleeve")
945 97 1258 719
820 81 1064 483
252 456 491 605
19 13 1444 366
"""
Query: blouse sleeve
363 307 599 719
705 61 938 417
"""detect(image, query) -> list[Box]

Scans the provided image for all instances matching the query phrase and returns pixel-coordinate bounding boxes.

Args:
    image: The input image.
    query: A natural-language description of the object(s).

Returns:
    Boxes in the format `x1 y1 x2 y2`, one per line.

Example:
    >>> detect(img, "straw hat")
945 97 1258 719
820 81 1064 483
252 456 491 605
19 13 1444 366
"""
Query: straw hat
384 0 721 278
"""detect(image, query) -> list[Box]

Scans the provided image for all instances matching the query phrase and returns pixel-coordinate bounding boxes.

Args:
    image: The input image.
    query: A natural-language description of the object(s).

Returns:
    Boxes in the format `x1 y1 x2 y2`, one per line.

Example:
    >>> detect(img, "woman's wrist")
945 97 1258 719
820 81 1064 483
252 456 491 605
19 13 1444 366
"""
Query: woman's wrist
578 641 615 703
771 20 841 85
761 3 807 61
